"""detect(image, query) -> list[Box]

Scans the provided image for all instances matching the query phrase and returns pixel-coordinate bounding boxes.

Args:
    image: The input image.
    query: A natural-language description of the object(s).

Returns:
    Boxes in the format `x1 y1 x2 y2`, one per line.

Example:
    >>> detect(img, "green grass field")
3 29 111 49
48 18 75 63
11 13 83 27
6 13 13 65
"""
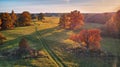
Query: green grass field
0 17 120 67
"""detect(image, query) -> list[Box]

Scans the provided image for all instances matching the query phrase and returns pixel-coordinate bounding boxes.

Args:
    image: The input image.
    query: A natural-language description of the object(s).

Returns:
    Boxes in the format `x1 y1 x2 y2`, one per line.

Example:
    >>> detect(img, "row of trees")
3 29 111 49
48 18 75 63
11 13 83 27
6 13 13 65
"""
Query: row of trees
0 10 31 30
0 10 45 30
59 10 84 30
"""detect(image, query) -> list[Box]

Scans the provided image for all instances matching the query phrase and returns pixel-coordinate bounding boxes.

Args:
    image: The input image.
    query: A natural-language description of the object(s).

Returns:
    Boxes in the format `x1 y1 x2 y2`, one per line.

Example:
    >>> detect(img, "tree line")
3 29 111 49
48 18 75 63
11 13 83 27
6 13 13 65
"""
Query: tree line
0 10 45 45
0 10 45 30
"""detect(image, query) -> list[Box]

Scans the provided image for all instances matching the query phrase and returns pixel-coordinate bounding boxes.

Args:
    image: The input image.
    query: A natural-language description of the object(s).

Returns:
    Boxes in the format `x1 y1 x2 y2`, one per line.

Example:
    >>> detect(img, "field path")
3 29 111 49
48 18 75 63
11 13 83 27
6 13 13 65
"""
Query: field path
34 22 66 67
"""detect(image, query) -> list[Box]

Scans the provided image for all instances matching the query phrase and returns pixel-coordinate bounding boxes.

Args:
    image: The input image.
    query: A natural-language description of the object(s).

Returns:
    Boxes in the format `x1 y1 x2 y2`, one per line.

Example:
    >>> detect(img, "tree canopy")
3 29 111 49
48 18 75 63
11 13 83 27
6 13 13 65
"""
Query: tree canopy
11 10 17 25
0 12 14 30
106 9 120 38
38 13 45 21
18 11 31 26
59 10 84 30
70 29 102 51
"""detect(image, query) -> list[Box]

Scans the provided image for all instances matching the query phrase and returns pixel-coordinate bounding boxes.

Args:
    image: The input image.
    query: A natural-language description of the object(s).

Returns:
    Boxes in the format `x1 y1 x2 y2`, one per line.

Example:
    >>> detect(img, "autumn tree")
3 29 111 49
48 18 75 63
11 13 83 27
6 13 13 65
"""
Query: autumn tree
0 19 2 30
0 13 14 30
18 11 31 26
59 14 71 29
18 38 40 58
59 10 84 30
70 29 102 51
106 10 120 38
11 10 17 26
0 33 6 45
38 13 45 21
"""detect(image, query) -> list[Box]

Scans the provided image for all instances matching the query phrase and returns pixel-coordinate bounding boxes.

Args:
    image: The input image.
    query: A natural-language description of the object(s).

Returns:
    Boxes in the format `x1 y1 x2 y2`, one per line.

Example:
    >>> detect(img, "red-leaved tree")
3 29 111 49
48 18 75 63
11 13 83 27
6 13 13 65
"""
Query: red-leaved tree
70 29 102 51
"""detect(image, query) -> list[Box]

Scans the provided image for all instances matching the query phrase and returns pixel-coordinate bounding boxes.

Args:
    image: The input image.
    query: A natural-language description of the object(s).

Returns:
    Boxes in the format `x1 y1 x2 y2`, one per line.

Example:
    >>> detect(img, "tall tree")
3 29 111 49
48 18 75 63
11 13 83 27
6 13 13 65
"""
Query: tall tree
18 11 31 26
106 9 120 38
70 29 102 51
0 19 2 30
38 13 45 21
59 14 71 29
0 13 14 30
59 10 84 30
11 10 17 26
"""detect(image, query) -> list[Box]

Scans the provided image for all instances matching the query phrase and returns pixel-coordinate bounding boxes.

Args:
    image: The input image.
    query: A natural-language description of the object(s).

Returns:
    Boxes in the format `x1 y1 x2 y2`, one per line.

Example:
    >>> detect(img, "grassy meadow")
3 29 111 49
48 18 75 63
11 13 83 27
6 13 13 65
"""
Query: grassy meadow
0 17 120 67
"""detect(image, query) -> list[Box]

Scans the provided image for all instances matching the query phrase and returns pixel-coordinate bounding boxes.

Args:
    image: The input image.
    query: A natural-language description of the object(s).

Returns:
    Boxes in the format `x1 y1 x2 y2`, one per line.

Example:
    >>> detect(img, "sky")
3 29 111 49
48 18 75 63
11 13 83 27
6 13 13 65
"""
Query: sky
0 0 120 13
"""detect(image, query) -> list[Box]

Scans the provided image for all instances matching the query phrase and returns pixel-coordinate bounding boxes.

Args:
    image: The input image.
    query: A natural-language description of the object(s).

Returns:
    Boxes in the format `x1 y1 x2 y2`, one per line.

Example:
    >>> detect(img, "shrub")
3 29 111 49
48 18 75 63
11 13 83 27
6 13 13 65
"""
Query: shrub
0 33 6 45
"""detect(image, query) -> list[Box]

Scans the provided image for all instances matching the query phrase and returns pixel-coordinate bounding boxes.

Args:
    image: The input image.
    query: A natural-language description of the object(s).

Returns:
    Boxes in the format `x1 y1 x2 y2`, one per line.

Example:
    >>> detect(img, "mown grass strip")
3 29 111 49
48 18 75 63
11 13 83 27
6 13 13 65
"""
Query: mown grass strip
34 22 66 67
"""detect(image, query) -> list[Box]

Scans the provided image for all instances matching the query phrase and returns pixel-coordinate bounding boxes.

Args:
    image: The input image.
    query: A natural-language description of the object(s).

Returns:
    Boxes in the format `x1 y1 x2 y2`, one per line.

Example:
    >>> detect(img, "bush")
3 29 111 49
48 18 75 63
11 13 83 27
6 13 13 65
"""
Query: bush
0 33 6 45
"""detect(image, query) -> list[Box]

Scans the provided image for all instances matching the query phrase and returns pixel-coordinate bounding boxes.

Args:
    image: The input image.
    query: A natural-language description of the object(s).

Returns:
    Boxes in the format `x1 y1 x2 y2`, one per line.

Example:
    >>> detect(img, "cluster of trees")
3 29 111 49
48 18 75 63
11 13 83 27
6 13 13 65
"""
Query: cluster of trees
105 10 120 38
0 10 32 30
70 29 101 51
5 38 44 59
59 10 84 30
18 11 31 26
84 13 112 24
59 10 102 51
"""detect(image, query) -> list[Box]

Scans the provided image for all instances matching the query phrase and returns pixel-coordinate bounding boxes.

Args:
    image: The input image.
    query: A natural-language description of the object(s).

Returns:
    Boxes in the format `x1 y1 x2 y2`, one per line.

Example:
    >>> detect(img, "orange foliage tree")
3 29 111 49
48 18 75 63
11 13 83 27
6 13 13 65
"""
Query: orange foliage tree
18 11 31 26
70 29 102 51
106 10 120 38
0 13 14 30
59 10 84 30
11 10 17 26
0 19 2 30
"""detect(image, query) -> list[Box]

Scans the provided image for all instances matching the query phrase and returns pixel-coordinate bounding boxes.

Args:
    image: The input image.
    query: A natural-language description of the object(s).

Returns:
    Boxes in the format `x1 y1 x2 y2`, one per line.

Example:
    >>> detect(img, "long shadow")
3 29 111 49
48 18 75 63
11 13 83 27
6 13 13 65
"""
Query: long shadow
1 25 120 67
0 26 62 67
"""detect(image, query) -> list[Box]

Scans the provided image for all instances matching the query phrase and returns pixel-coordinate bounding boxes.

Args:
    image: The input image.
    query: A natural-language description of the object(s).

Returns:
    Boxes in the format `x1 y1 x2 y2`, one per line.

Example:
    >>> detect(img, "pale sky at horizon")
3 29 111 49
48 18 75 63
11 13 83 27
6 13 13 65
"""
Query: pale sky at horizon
0 0 120 13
